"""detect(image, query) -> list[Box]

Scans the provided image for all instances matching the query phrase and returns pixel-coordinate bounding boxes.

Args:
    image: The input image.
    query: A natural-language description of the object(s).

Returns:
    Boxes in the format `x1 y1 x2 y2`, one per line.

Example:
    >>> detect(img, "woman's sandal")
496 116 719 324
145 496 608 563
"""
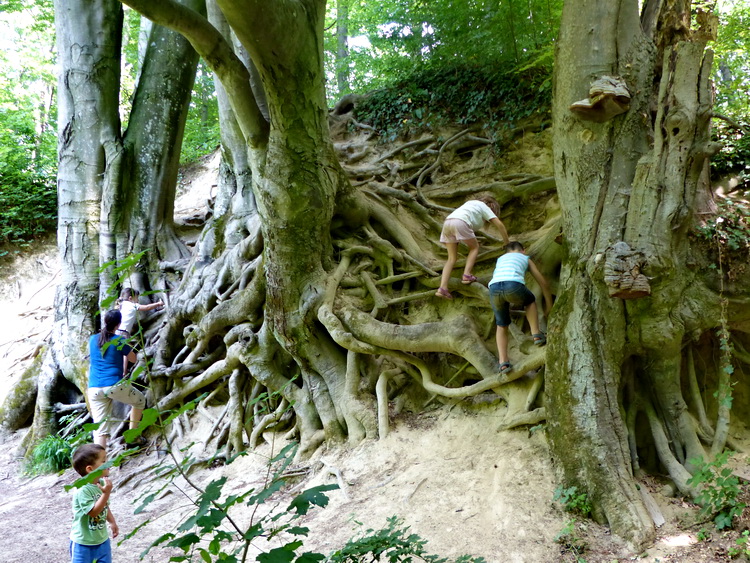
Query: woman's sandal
499 362 512 374
435 287 453 300
461 274 478 284
532 333 547 346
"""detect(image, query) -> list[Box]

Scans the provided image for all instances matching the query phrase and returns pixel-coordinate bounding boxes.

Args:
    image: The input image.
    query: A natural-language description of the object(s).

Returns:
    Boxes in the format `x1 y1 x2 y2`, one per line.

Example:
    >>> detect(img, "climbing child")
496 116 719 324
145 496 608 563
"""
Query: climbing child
116 288 164 375
69 443 118 563
116 287 164 338
488 241 553 374
435 196 510 299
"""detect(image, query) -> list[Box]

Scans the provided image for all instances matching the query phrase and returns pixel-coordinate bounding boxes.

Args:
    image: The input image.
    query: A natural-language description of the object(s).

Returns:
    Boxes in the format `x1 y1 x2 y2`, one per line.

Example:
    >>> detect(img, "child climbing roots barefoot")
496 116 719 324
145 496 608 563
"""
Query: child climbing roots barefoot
435 196 509 299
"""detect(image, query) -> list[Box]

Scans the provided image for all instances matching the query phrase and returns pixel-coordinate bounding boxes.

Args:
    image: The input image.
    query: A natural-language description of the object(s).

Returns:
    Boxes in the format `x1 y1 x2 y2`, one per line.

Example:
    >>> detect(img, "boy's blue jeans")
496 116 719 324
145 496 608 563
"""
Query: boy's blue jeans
70 539 111 563
488 281 536 326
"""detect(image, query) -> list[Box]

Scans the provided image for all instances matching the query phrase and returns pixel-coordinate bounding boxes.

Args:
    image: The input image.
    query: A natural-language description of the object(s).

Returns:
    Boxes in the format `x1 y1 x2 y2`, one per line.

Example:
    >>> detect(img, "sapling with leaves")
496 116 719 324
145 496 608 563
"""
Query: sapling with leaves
117 395 333 562
687 452 746 530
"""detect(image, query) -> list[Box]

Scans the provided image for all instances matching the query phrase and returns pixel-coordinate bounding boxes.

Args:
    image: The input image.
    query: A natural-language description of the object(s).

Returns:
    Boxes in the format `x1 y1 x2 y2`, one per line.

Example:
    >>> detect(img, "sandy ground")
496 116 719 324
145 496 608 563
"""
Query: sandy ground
1 149 748 563
1 405 745 563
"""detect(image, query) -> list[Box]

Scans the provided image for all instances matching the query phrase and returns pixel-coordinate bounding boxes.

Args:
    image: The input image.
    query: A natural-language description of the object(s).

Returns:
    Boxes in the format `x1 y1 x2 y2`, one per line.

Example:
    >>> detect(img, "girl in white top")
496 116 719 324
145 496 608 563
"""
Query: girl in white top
116 288 164 374
435 196 510 299
116 288 164 337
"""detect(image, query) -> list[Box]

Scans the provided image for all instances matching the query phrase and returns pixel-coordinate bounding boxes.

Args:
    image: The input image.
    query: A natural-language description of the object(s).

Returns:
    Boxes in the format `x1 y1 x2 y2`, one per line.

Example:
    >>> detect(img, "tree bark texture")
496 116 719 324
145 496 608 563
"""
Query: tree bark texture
25 5 749 555
548 0 729 548
45 0 124 444
116 0 204 280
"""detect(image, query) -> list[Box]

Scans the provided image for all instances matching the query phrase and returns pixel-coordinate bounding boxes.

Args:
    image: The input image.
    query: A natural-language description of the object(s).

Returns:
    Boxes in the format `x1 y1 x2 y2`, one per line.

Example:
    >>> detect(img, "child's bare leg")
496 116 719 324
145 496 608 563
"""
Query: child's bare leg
462 238 480 277
438 242 459 291
95 434 108 448
129 408 143 430
496 325 510 364
525 302 540 335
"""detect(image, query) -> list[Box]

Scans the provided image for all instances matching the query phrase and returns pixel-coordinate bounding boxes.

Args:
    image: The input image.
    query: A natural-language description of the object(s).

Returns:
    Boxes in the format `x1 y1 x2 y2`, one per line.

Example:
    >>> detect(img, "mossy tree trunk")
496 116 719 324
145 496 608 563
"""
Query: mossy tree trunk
112 0 203 289
547 0 727 548
119 0 365 453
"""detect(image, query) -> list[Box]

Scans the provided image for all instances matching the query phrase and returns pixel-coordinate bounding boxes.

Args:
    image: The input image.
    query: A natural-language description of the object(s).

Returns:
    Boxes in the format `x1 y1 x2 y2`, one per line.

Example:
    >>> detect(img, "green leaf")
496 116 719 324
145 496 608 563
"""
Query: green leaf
286 526 310 536
140 533 176 558
167 532 201 552
287 484 338 515
123 409 159 443
715 511 733 530
248 478 285 505
244 522 264 541
162 395 206 426
295 553 325 563
257 542 303 563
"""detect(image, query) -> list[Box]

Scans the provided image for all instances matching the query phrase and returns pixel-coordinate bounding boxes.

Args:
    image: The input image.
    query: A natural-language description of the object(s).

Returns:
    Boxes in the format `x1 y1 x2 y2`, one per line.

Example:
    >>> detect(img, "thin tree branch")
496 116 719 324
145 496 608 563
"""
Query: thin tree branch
711 112 750 133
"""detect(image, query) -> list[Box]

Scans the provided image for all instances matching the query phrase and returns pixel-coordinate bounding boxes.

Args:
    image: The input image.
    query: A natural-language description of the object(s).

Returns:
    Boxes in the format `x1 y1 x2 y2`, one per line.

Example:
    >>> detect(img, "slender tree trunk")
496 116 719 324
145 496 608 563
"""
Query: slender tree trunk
112 0 204 295
336 0 350 96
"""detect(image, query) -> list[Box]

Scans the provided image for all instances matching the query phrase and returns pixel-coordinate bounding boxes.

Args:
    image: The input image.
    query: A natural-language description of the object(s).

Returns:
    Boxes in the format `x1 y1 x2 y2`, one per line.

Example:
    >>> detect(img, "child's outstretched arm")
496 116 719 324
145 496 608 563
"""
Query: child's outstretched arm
489 217 510 245
528 259 553 315
137 299 164 312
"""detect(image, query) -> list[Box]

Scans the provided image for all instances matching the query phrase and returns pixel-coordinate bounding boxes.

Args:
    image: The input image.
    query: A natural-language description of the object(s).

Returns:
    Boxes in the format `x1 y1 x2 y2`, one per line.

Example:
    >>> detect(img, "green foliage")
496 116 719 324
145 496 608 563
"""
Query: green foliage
553 486 592 518
0 172 56 246
697 527 711 542
323 0 562 101
354 62 550 142
729 530 750 558
118 396 330 562
711 122 750 190
695 194 750 263
553 519 587 562
97 249 148 310
328 516 486 563
26 434 74 475
713 3 750 120
687 452 746 530
180 61 220 165
26 415 89 475
0 1 57 248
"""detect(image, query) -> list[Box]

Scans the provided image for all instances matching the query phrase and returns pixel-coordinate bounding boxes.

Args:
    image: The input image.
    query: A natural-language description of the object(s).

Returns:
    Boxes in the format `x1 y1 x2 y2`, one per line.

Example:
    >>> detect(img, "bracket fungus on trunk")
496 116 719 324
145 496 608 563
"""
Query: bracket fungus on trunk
569 76 631 123
603 241 651 299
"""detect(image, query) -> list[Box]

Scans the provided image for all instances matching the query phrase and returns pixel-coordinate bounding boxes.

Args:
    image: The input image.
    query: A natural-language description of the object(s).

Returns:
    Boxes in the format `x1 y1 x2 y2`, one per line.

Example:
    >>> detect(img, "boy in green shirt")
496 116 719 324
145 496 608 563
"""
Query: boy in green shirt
70 444 118 563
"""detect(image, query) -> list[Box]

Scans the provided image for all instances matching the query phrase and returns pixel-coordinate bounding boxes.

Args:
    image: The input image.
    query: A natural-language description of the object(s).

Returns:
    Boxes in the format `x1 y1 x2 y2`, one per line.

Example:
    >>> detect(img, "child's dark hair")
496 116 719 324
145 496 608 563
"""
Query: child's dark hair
505 241 525 252
98 309 122 348
72 443 105 477
116 287 139 310
119 287 139 301
475 195 501 217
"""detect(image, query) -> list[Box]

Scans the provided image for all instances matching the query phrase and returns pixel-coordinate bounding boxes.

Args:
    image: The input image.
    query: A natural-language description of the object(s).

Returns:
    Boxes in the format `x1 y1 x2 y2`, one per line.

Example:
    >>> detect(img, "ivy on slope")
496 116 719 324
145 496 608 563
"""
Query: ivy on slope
354 62 551 141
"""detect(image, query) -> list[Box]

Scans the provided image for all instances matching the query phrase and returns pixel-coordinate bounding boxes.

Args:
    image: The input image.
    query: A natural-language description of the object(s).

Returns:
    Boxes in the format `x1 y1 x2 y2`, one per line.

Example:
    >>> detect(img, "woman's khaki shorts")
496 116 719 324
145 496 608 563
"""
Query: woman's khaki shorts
89 381 146 439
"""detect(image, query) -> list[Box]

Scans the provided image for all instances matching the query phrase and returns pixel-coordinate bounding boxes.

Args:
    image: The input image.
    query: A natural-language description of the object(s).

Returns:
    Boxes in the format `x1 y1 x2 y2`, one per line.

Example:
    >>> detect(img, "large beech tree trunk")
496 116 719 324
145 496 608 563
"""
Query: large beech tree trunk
17 0 202 445
35 0 125 443
547 0 723 547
